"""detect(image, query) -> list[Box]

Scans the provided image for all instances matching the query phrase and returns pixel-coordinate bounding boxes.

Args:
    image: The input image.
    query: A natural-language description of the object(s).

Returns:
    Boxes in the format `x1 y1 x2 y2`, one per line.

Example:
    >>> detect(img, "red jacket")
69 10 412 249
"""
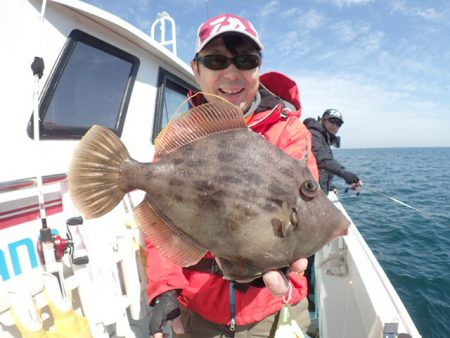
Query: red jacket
146 71 319 326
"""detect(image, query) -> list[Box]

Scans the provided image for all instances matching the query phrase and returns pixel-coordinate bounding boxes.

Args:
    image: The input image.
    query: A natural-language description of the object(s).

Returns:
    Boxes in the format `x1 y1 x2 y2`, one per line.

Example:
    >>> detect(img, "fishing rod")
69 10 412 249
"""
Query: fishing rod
31 0 74 310
345 184 448 227
31 0 48 229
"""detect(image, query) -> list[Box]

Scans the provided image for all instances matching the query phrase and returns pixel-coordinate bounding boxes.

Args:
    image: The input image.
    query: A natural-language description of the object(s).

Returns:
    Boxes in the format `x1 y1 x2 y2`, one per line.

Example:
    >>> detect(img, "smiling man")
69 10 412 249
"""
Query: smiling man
192 36 261 113
146 13 320 338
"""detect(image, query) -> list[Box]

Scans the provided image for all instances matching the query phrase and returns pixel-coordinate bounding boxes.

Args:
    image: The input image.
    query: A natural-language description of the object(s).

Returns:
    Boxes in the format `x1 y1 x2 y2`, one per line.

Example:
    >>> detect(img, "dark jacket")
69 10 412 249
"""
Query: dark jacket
304 118 356 192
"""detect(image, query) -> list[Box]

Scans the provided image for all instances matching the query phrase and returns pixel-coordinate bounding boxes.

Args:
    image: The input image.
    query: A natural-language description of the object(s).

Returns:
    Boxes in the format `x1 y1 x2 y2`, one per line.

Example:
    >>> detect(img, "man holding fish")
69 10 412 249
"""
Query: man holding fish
68 12 349 338
140 14 348 338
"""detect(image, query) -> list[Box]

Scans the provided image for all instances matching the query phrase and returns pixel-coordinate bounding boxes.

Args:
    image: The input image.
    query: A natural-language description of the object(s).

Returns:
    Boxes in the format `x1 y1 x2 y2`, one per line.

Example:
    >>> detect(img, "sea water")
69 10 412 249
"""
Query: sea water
333 147 450 338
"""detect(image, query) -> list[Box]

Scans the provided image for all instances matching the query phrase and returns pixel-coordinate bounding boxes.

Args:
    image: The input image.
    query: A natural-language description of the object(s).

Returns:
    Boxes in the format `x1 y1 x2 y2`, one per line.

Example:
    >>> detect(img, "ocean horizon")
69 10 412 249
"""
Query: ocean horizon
336 146 450 150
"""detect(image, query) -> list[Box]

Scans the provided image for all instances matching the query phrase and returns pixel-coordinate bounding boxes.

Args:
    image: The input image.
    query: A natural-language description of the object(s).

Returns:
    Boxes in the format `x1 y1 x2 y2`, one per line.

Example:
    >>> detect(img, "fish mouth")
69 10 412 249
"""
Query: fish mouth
227 274 263 283
220 268 263 283
338 220 351 237
215 257 263 282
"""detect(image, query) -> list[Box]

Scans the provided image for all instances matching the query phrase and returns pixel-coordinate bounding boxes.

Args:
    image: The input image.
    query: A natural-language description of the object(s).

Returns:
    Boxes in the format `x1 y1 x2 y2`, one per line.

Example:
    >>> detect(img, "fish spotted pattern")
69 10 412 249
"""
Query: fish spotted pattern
68 101 349 280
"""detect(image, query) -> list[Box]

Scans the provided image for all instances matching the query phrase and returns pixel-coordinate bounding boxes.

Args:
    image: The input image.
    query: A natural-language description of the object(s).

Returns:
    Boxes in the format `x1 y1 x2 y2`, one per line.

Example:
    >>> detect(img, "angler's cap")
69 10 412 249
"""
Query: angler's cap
196 14 264 53
322 109 344 124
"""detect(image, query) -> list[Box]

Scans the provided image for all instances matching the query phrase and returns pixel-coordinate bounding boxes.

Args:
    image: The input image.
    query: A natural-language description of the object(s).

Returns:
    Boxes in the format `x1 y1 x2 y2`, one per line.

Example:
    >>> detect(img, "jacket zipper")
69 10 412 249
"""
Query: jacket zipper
229 281 236 332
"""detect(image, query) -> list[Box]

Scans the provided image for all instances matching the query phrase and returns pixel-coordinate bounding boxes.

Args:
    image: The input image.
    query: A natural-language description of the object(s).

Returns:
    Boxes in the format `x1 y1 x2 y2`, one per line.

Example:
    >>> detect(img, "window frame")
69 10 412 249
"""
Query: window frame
27 29 140 139
152 67 197 143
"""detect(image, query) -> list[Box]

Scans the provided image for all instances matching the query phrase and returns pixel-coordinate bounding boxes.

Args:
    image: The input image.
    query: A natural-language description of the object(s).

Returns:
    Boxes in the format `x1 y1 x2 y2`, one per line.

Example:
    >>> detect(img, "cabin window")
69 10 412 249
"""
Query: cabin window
153 68 197 142
27 29 139 139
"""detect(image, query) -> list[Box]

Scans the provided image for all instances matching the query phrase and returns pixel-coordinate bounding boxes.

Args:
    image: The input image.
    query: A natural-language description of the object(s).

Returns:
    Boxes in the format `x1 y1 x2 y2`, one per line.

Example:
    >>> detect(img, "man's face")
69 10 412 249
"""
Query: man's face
323 118 342 135
192 37 260 112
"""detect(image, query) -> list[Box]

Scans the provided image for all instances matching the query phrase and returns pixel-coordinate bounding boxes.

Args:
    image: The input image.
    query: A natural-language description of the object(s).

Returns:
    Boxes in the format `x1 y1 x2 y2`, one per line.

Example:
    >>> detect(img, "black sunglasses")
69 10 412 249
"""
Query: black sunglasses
327 118 343 127
194 54 261 70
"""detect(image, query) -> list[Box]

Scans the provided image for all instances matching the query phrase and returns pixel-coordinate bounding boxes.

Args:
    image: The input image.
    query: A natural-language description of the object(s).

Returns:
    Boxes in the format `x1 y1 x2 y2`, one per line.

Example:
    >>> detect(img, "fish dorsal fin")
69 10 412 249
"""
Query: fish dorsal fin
155 101 247 158
134 200 207 267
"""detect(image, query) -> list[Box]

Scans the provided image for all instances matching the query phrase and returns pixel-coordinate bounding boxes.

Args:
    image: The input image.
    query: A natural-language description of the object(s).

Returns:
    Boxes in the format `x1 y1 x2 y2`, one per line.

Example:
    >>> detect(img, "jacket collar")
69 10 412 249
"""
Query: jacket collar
187 71 301 129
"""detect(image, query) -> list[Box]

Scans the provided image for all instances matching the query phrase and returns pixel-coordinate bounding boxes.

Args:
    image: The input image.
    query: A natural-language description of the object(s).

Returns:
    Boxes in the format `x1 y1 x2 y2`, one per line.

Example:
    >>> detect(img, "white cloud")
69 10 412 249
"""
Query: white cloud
361 31 384 52
322 0 374 7
273 31 309 57
294 72 450 148
264 30 321 62
314 50 338 62
260 1 279 18
303 9 326 30
390 1 446 23
279 31 299 48
321 20 384 63
331 21 370 43
416 8 441 21
280 8 303 19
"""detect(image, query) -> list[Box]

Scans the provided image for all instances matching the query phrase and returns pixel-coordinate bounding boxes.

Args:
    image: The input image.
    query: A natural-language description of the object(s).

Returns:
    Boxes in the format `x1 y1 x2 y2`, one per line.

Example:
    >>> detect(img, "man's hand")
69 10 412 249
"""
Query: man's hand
262 258 308 296
152 317 185 338
351 180 363 189
341 171 360 185
149 290 184 337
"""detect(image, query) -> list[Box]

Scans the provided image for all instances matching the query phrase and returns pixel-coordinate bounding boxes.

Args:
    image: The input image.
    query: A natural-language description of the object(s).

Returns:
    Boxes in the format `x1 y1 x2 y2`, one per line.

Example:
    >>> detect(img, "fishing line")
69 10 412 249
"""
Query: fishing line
175 91 238 120
339 195 369 216
156 91 240 147
350 184 448 227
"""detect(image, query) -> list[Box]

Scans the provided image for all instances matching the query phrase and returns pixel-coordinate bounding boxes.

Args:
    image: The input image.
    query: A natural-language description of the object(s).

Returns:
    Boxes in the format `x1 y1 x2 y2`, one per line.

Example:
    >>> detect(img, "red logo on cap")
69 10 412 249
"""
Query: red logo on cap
200 15 257 42
196 14 263 52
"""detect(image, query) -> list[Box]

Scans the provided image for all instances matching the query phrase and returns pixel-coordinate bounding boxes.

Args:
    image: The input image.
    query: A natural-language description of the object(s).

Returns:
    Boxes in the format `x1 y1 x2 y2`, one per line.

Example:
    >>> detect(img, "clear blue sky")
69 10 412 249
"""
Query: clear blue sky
85 0 450 148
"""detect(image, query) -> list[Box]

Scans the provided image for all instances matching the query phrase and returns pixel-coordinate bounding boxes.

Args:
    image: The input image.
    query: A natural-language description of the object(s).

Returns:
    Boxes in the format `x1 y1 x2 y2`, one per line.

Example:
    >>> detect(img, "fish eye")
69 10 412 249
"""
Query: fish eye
299 180 319 198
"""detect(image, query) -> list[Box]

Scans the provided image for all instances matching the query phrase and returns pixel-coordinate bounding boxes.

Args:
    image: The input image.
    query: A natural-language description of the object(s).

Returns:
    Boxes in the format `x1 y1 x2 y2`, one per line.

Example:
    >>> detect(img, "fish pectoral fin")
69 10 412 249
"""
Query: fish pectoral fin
271 218 292 238
134 200 207 267
271 201 293 237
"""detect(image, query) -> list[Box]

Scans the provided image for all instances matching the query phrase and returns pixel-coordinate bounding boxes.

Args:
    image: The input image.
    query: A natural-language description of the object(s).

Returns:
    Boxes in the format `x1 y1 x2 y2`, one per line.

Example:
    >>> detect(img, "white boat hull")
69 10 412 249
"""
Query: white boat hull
315 193 421 337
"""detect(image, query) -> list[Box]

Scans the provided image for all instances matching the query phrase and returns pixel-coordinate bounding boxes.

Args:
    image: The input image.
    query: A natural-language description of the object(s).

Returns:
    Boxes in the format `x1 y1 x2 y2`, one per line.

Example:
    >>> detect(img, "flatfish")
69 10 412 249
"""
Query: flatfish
68 102 349 280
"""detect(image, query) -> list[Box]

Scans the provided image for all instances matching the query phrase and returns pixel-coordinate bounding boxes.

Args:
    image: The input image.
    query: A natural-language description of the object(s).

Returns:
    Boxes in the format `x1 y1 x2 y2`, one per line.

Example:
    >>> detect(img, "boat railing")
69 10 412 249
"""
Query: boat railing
0 172 149 336
0 174 67 194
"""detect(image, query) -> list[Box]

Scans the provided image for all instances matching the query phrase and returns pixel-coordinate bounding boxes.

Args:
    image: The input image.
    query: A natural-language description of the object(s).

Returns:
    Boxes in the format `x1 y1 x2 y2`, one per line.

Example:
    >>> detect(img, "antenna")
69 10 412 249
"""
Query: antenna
150 11 177 56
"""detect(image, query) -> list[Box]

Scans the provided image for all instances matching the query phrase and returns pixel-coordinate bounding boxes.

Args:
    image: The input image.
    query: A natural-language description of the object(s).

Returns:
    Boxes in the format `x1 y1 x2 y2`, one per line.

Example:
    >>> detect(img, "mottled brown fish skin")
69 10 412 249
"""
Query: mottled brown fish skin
123 128 349 280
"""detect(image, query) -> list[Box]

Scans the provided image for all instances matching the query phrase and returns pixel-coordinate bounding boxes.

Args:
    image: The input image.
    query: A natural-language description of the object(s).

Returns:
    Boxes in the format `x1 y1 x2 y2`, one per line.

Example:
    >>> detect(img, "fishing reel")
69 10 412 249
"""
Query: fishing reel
344 184 361 196
344 187 360 196
37 217 89 266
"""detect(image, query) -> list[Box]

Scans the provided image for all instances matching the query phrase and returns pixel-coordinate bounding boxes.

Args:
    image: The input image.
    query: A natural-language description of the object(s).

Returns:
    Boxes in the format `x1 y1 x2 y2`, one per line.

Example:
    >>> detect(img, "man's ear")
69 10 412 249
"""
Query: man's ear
191 60 200 79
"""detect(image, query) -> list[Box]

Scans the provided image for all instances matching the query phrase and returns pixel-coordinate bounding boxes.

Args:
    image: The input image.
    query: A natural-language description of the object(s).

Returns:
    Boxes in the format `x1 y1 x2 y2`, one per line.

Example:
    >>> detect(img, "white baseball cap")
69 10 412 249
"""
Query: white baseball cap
196 14 264 53
322 109 344 123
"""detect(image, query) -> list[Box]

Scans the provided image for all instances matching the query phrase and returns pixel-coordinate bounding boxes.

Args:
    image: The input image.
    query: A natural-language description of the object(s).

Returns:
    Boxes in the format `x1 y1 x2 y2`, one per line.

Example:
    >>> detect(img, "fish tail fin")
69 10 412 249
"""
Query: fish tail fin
68 125 130 219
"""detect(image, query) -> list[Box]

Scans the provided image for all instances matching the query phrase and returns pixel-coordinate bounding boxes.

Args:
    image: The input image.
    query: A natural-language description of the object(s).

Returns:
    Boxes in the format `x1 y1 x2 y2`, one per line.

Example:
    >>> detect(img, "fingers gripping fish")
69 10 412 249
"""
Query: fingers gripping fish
68 102 349 281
